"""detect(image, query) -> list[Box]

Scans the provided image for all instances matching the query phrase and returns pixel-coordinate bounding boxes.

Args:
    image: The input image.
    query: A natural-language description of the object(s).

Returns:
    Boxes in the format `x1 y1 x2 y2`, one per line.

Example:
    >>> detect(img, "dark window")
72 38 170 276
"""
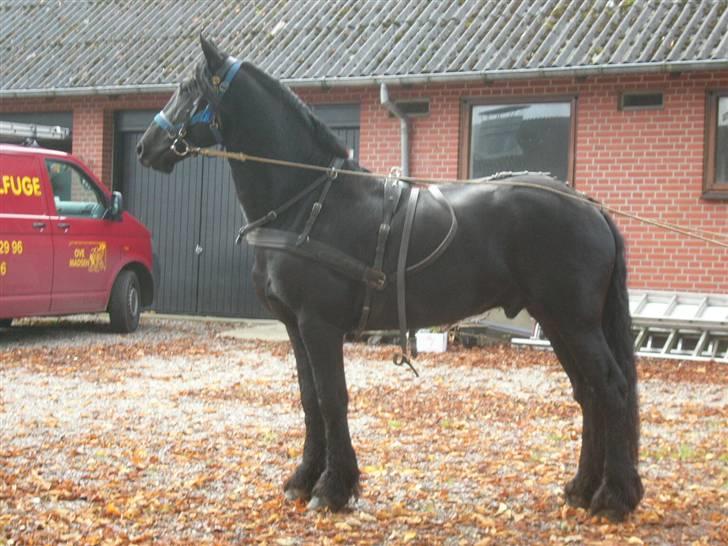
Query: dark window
466 100 574 183
311 104 360 161
704 92 728 199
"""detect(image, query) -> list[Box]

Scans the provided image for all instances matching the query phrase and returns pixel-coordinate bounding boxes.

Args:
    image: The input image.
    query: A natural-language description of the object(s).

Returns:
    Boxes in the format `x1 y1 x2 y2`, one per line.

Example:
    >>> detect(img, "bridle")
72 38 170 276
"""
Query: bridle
153 56 243 156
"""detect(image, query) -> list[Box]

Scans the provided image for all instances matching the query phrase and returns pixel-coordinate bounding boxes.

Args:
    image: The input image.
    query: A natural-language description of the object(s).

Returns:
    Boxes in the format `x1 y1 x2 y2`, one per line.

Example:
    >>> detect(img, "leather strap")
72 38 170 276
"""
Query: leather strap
297 164 340 245
241 167 457 370
246 228 386 289
236 158 343 244
356 178 402 334
407 185 458 274
396 186 420 363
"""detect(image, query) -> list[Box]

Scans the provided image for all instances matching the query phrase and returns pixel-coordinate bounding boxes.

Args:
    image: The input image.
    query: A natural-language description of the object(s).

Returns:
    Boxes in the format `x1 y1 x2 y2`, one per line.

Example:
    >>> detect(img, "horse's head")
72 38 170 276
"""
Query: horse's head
137 36 239 173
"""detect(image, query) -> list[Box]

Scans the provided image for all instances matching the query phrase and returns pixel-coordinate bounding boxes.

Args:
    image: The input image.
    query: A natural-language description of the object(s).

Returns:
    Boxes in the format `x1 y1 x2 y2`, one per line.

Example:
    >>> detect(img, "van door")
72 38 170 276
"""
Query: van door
0 152 54 317
44 158 118 313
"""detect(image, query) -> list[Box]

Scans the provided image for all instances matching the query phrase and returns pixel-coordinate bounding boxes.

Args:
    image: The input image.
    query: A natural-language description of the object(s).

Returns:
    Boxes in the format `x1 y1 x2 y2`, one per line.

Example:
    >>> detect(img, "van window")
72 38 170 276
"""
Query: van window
46 160 106 218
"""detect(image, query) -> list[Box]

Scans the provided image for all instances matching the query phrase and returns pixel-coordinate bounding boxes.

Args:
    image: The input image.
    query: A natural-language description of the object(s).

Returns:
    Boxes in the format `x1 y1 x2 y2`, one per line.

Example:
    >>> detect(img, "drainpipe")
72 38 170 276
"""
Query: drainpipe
380 83 410 177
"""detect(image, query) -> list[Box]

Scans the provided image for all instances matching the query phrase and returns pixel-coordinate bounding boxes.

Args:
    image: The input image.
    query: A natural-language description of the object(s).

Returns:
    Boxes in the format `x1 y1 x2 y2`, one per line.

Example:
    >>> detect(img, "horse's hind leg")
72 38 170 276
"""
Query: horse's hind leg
283 324 326 501
297 314 359 511
540 323 605 509
562 327 643 521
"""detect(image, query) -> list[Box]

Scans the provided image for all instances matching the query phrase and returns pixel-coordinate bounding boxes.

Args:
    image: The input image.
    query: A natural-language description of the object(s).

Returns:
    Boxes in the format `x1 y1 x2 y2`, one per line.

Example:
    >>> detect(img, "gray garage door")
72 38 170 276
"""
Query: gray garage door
115 104 359 318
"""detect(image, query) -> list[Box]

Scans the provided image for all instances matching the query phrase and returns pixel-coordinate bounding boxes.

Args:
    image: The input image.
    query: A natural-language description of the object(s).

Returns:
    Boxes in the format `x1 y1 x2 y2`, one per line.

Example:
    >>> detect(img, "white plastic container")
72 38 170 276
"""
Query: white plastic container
415 330 448 353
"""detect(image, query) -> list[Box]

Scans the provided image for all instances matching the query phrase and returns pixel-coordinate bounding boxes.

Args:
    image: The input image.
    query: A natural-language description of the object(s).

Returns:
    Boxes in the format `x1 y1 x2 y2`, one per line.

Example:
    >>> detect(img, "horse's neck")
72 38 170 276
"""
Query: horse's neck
222 78 343 224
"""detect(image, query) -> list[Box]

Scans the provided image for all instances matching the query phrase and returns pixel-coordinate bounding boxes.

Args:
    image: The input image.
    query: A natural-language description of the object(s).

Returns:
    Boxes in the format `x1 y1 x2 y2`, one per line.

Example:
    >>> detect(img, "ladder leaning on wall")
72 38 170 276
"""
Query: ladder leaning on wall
512 290 728 363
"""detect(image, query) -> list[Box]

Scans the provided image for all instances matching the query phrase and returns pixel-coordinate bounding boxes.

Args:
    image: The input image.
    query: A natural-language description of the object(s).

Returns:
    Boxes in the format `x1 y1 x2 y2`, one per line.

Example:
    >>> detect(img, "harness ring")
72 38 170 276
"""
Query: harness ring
171 138 190 157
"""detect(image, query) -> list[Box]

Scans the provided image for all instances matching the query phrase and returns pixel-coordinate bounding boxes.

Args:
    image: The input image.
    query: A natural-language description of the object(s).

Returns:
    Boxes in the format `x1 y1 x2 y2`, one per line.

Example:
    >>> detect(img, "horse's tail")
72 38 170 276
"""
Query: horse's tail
601 212 640 462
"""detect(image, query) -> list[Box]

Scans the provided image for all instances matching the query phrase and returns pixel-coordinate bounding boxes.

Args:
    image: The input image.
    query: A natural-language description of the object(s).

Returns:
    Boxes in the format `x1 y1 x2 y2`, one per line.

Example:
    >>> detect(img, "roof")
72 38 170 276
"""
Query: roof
1 0 727 97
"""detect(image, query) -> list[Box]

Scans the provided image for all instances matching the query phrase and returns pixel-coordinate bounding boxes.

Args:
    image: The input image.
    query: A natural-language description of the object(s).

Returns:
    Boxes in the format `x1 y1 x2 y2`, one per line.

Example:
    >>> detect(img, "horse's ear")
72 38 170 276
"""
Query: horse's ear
200 34 225 73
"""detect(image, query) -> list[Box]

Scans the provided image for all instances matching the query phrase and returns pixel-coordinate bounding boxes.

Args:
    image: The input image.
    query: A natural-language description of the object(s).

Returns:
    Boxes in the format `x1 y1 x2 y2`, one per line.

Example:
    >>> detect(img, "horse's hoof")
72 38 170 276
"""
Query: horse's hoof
285 488 306 502
591 507 627 523
565 489 591 509
564 478 597 509
307 496 325 511
588 475 642 522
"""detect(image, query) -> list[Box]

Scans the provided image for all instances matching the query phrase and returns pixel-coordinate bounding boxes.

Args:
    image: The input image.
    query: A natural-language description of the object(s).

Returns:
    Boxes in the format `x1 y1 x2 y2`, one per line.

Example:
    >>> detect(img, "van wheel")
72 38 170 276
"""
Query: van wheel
109 270 141 333
0 319 12 328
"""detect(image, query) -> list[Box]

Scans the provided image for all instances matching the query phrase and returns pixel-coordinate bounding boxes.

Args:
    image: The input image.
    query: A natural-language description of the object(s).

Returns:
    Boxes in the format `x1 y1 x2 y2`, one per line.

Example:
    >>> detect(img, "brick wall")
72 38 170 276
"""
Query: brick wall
2 70 726 293
300 71 728 294
0 94 169 188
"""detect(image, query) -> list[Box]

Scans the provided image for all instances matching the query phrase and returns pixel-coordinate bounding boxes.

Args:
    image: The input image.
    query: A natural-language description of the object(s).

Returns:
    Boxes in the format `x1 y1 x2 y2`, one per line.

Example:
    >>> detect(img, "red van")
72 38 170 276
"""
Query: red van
0 144 154 332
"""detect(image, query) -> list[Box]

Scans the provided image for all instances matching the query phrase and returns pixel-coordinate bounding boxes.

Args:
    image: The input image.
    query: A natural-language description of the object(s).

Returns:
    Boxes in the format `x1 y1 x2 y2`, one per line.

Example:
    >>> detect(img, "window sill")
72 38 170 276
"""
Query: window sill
701 187 728 201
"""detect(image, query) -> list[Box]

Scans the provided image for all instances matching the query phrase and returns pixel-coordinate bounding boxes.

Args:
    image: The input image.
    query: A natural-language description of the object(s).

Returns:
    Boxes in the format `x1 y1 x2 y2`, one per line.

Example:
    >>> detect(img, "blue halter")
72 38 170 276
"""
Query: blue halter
153 57 242 147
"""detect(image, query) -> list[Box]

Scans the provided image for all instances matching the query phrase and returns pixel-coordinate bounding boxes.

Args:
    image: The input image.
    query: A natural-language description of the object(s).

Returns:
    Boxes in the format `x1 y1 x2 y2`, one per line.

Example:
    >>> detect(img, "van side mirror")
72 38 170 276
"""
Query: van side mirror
109 191 124 219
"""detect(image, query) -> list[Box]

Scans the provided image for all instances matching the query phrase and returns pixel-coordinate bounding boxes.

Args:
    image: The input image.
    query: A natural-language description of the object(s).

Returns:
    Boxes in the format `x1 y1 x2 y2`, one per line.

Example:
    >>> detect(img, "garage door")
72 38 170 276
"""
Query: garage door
115 105 359 318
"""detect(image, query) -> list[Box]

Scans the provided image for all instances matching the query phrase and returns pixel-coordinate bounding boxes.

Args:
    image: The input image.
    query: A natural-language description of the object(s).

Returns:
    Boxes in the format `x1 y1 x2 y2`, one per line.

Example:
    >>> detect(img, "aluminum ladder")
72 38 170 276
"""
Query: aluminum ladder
511 290 728 363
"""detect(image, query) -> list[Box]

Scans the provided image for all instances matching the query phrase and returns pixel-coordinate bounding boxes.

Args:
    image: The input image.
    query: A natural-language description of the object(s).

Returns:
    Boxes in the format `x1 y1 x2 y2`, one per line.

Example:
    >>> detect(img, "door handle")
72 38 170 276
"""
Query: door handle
32 221 47 230
57 222 71 231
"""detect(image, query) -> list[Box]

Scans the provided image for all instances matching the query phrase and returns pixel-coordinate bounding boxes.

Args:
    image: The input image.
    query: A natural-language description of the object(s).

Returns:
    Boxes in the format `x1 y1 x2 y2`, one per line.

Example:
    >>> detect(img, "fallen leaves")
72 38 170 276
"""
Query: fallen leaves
1 322 727 545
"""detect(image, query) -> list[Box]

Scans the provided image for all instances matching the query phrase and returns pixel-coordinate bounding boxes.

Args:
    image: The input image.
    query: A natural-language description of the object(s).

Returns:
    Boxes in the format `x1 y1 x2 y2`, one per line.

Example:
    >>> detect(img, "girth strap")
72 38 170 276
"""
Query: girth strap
246 228 386 289
394 186 420 371
356 178 403 334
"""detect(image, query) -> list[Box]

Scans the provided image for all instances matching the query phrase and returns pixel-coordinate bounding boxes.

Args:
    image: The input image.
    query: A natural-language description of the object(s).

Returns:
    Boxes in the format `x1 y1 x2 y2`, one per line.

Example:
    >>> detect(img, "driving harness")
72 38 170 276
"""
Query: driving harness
153 56 460 369
238 161 458 370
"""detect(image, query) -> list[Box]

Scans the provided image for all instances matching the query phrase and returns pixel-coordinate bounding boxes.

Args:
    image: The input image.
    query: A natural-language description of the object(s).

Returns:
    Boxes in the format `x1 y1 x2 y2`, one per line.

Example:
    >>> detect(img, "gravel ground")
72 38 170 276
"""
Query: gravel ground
1 315 726 545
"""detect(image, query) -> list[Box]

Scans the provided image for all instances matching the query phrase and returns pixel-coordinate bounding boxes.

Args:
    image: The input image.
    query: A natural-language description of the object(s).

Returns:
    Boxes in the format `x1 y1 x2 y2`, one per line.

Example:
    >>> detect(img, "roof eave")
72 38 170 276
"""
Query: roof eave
2 60 727 98
0 83 176 99
287 60 728 88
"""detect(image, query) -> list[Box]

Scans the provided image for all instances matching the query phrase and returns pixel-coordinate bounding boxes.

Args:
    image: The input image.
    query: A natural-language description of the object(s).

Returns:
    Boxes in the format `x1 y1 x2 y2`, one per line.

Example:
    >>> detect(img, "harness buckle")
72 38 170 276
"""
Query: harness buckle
387 166 403 183
368 271 386 290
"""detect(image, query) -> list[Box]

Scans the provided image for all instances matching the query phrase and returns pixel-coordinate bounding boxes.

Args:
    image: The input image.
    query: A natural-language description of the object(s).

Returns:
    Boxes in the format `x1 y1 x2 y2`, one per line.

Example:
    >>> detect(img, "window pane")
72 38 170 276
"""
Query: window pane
716 96 728 184
46 160 105 218
470 102 571 182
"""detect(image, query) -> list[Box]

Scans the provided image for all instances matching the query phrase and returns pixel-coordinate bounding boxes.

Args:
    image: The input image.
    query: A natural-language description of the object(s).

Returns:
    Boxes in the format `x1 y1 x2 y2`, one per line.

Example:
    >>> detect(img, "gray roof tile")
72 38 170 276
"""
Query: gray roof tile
1 0 727 96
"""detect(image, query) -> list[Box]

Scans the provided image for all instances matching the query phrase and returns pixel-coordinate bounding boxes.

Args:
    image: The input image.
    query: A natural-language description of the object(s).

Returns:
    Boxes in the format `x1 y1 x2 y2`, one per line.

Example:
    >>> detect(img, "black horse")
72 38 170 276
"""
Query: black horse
138 36 643 521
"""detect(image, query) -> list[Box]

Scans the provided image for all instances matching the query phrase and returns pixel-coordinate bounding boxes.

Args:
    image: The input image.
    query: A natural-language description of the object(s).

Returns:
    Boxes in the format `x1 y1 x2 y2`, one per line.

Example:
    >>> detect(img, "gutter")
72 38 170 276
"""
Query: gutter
379 83 409 177
1 60 728 98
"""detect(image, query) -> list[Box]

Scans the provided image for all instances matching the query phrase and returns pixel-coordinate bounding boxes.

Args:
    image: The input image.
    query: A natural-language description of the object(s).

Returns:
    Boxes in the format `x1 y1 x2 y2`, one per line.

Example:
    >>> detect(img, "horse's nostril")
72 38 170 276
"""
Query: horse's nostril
136 141 144 157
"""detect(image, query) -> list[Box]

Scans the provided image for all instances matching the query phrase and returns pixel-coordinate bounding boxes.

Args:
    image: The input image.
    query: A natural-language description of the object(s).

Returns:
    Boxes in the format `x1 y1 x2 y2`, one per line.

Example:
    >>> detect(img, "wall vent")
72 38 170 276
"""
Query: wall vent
620 91 664 110
392 100 430 117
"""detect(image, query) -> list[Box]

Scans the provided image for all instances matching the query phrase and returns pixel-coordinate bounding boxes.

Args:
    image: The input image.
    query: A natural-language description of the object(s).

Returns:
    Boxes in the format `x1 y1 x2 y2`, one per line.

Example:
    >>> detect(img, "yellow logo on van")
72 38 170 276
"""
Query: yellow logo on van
0 175 42 197
68 241 107 273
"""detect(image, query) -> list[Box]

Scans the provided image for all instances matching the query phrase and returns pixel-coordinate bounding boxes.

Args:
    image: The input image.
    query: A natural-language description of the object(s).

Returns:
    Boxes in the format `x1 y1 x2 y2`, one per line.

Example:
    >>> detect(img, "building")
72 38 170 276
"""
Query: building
1 0 726 318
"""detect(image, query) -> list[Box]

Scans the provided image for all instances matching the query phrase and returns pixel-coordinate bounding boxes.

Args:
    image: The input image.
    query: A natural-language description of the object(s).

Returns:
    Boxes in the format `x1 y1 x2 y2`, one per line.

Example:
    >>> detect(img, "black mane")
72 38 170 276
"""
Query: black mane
240 62 348 160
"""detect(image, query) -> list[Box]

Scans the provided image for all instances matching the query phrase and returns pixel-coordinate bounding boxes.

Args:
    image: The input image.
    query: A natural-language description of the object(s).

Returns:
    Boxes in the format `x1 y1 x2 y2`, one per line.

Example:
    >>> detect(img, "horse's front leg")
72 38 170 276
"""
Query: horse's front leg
283 324 326 501
298 314 359 511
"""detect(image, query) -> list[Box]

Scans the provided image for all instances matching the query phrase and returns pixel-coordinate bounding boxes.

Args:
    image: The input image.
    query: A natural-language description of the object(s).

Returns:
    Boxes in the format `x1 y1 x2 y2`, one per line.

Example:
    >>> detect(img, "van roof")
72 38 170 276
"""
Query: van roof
0 143 70 157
